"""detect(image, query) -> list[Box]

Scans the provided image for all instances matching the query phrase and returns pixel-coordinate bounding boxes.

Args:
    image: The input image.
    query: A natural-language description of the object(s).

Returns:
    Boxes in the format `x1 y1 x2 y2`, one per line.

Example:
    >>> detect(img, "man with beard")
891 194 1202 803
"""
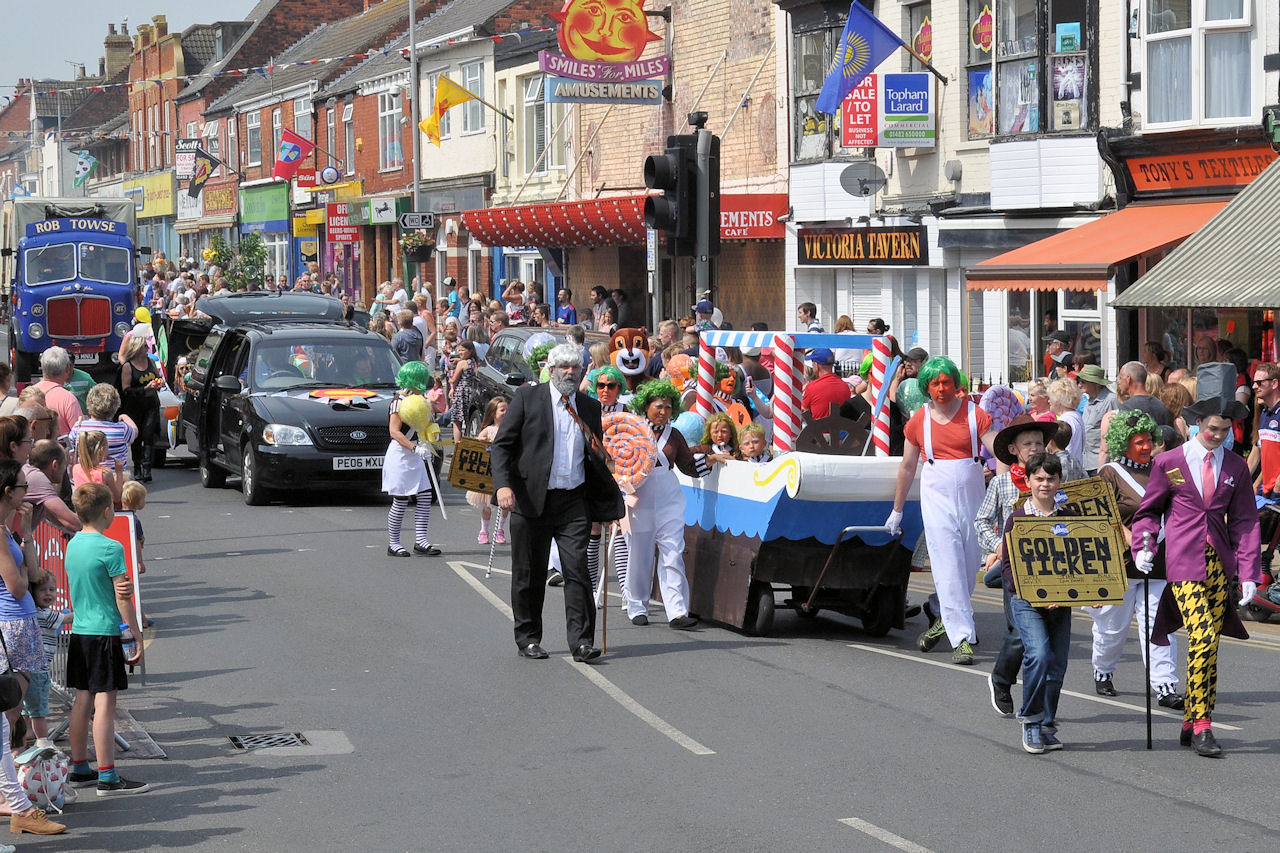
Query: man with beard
491 344 624 663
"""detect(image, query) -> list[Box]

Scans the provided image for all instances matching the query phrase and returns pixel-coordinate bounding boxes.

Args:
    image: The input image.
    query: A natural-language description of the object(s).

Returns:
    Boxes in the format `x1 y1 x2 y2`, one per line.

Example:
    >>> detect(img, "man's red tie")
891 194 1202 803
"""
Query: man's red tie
563 395 607 461
1201 452 1215 506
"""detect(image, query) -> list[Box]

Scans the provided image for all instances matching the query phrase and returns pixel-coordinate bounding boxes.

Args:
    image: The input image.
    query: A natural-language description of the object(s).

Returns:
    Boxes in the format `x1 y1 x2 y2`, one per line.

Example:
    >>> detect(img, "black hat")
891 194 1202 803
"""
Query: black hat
1183 362 1250 422
905 346 929 363
1045 331 1071 347
1051 350 1073 365
993 414 1061 465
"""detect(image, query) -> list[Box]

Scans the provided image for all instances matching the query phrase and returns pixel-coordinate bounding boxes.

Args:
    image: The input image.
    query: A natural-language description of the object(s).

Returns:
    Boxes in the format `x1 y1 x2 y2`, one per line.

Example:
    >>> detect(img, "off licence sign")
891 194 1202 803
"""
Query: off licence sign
327 203 360 242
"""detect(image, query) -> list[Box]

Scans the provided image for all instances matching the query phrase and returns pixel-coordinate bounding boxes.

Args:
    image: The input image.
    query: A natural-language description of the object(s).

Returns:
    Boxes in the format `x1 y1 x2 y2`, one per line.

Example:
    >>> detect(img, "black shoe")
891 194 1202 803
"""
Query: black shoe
517 643 549 659
631 614 648 626
1180 727 1193 748
905 602 922 619
669 615 699 630
413 543 442 556
572 643 602 663
1192 729 1224 758
1158 692 1186 710
1094 675 1118 697
387 546 411 558
67 770 98 789
988 673 1015 717
547 570 564 586
97 777 150 797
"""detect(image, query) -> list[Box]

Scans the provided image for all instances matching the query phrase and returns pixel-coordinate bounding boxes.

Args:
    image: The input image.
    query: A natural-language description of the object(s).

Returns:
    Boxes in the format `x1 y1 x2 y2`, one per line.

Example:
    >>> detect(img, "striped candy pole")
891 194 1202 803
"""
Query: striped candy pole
772 334 801 452
695 335 716 419
870 335 891 456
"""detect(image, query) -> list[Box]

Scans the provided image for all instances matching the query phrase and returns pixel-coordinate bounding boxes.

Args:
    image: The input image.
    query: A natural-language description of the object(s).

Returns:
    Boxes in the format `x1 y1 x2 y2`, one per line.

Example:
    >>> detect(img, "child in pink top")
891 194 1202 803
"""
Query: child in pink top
72 431 123 509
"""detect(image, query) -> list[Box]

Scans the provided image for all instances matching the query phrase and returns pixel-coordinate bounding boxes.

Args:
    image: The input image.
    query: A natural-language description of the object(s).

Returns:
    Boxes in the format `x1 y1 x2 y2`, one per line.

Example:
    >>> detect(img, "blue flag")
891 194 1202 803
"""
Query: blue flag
815 2 907 115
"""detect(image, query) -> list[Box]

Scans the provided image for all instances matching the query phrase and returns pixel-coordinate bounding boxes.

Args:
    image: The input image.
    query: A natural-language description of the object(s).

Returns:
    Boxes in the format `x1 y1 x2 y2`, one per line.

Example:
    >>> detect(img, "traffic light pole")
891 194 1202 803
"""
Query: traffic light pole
695 126 711 296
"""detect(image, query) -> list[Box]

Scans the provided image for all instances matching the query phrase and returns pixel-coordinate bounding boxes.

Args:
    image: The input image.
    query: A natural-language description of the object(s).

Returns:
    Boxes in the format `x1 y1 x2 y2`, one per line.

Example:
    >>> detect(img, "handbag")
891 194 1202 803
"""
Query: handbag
0 632 24 713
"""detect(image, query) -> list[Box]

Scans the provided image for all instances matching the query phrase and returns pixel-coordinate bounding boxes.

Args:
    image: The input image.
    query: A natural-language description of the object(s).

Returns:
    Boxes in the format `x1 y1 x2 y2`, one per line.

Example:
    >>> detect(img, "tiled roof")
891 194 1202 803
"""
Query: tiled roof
176 2 275 101
62 67 130 138
32 82 93 118
179 24 222 76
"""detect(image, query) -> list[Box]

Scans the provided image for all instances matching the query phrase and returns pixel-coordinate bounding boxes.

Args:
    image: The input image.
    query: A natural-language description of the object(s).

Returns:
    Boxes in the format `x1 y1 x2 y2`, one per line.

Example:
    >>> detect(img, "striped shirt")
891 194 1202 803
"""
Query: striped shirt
69 418 138 468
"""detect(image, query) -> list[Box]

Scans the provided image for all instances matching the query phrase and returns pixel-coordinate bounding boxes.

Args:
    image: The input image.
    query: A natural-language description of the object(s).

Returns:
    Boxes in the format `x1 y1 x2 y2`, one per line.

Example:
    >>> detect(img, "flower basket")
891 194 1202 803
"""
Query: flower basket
400 231 436 263
405 246 434 262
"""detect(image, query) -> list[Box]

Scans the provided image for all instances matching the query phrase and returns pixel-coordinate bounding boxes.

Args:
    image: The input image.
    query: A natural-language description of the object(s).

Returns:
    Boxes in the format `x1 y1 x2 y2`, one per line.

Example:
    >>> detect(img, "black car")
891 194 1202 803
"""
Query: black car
180 307 402 504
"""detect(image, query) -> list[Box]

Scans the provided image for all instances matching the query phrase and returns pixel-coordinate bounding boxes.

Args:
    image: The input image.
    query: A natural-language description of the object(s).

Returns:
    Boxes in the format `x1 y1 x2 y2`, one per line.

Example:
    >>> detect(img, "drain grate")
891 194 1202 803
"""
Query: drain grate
229 732 310 750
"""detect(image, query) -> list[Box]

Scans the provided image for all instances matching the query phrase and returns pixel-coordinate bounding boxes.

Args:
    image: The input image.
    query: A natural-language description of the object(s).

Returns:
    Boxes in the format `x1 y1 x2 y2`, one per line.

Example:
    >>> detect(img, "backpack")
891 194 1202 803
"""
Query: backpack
15 745 75 812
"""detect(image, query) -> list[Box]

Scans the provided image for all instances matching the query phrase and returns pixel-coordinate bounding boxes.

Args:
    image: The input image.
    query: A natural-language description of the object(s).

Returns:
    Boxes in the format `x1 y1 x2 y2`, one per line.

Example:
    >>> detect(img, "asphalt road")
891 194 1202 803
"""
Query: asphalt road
16 448 1280 852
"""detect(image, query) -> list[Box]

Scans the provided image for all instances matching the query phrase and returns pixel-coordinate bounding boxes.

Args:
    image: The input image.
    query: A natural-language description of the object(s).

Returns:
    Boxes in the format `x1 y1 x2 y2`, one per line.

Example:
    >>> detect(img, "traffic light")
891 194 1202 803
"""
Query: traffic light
704 132 721 259
644 134 698 257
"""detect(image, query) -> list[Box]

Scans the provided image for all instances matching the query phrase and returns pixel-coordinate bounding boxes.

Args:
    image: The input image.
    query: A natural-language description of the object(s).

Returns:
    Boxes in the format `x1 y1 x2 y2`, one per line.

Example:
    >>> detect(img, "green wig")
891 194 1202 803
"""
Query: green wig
396 360 432 393
917 356 967 391
587 365 626 399
526 341 556 375
630 379 683 416
1105 410 1158 459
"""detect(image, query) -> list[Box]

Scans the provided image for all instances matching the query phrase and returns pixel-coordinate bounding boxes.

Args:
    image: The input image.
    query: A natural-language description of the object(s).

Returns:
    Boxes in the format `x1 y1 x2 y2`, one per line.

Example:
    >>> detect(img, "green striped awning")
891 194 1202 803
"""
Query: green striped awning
1112 157 1280 308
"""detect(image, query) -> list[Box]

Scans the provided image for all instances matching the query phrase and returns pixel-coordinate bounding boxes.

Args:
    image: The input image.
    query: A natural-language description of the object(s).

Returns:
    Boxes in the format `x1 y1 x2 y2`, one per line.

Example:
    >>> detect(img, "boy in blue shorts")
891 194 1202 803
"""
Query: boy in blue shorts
63 482 148 797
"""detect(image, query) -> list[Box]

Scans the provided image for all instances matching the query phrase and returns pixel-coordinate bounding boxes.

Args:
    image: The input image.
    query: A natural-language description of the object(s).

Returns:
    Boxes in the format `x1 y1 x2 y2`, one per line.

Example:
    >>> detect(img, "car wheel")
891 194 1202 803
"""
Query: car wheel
466 408 482 438
199 450 226 489
241 446 269 506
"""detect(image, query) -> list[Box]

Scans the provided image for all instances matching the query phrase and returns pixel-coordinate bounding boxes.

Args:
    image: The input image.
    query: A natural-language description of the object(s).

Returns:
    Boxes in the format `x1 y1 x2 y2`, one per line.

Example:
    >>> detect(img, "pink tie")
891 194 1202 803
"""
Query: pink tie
1201 453 1216 506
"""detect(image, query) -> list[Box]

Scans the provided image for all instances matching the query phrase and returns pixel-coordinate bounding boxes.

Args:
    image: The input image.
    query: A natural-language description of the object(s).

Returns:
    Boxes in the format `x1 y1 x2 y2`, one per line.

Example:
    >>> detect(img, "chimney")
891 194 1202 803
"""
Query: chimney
99 57 105 77
104 22 133 76
136 24 153 50
152 15 167 38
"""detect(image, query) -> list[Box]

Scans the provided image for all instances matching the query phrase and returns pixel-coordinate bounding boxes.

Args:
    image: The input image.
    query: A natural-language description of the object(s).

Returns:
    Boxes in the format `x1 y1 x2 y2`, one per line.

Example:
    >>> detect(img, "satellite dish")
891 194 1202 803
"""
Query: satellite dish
839 162 887 197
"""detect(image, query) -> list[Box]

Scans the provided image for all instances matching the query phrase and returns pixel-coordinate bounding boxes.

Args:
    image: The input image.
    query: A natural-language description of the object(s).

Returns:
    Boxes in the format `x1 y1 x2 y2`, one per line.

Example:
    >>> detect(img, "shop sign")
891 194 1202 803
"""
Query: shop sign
1004 516 1128 606
292 167 318 204
970 4 993 53
912 16 932 62
544 77 662 105
797 225 928 266
175 138 201 180
327 203 360 243
538 0 667 104
204 187 237 216
1127 146 1278 193
368 196 399 225
122 173 175 219
292 216 319 238
175 187 202 222
538 50 668 82
239 182 289 234
840 73 935 148
720 193 787 240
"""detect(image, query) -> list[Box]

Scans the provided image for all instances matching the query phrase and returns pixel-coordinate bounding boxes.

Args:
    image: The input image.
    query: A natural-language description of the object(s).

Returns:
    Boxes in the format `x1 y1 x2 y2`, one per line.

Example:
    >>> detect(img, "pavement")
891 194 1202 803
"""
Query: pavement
15 446 1280 852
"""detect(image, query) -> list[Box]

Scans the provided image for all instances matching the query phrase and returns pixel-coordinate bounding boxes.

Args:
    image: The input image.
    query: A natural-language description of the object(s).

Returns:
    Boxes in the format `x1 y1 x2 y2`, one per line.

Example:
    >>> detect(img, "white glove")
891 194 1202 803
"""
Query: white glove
884 509 903 537
414 442 431 460
1239 581 1257 607
1134 548 1155 575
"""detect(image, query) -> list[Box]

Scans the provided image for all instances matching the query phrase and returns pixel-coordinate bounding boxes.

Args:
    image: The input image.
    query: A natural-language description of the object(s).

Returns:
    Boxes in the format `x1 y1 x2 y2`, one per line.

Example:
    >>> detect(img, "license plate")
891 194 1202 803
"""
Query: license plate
73 353 99 365
333 455 383 470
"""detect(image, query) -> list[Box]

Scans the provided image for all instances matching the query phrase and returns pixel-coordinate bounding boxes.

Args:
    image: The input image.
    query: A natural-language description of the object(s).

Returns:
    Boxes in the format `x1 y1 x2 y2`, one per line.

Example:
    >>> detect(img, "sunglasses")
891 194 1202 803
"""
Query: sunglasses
1253 378 1276 386
596 382 620 390
11 482 28 490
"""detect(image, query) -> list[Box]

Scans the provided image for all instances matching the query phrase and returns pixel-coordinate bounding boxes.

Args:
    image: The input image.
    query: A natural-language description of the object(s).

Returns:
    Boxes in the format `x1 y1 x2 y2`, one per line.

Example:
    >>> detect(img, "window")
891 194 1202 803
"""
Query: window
791 26 838 160
522 75 565 174
246 111 261 166
163 102 171 166
499 79 510 179
294 97 312 140
967 0 995 136
148 104 156 169
186 120 197 138
271 108 283 160
906 3 931 73
378 91 403 170
204 120 221 175
342 100 355 172
1144 0 1253 126
227 116 238 170
461 62 484 134
326 102 336 167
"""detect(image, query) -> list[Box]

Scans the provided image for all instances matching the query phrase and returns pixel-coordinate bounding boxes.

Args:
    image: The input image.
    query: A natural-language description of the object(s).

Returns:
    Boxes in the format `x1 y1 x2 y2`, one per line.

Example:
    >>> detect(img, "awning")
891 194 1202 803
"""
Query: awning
1112 158 1280 308
965 200 1227 292
462 195 647 248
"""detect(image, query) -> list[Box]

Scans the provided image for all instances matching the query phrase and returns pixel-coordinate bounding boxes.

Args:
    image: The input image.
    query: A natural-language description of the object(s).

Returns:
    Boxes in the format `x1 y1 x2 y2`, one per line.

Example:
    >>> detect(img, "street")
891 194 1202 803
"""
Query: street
21 448 1279 853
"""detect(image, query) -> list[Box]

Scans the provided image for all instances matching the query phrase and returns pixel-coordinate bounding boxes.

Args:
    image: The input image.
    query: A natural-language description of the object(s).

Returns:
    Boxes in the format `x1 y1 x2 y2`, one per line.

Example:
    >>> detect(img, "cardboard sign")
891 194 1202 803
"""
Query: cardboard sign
1018 476 1124 540
448 437 493 494
1004 516 1128 606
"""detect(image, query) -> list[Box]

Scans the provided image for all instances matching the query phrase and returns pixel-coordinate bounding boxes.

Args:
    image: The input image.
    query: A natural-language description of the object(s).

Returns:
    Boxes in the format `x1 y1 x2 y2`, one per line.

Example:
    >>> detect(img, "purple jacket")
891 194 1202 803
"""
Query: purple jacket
1132 445 1261 585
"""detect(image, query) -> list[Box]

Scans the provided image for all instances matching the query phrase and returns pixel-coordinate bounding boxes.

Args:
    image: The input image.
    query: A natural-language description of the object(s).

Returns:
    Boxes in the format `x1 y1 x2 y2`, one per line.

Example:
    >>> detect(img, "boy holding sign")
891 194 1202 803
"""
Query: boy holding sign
999 452 1073 754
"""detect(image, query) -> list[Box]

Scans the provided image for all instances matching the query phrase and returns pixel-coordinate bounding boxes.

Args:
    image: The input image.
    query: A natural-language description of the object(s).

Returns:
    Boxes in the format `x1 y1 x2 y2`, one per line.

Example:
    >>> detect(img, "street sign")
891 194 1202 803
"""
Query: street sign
399 212 435 230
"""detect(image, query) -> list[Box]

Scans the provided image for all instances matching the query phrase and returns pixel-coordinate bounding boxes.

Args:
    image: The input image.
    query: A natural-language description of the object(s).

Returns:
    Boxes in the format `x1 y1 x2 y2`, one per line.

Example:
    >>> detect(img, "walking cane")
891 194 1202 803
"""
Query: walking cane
597 523 610 655
1142 532 1153 751
485 508 502 579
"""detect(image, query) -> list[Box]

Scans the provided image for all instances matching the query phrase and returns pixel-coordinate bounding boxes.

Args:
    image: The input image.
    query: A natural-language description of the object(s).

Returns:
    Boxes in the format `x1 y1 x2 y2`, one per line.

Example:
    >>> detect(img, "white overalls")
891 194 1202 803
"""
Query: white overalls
623 424 692 621
920 402 985 648
1089 462 1180 690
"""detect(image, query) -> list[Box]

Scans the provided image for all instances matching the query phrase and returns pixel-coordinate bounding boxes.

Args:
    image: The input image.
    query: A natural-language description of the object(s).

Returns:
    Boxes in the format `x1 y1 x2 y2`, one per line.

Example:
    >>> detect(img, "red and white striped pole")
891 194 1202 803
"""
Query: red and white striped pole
870 334 891 457
772 334 801 452
694 335 715 419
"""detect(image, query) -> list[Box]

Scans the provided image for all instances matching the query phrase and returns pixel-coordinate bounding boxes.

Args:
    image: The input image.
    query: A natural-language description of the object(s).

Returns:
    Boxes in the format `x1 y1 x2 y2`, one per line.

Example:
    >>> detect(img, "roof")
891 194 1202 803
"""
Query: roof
62 68 130 140
201 291 346 325
179 24 224 76
1111 158 1280 309
31 81 93 118
965 201 1227 292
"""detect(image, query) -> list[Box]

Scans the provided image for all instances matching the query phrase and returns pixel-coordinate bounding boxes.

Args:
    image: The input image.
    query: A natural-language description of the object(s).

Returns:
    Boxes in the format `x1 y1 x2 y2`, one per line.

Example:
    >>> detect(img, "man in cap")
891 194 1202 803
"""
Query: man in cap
800 348 849 421
692 300 718 331
903 347 929 379
1044 330 1070 376
1132 375 1261 757
1246 362 1280 577
1077 363 1117 476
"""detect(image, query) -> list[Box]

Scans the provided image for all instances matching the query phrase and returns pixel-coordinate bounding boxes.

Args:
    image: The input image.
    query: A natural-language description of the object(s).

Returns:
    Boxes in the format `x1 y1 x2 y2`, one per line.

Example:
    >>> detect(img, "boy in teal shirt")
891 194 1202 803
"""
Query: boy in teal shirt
63 482 148 797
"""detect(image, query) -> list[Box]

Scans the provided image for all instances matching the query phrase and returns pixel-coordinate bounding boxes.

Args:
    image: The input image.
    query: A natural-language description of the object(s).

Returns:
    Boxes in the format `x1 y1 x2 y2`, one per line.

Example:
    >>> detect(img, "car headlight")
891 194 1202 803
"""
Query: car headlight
262 424 312 446
28 323 43 339
115 321 131 337
30 303 43 317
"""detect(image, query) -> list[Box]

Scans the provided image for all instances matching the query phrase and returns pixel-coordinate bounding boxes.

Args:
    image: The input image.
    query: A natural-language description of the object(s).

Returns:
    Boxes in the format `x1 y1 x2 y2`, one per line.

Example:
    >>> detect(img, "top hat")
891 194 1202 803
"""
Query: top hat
1183 362 1250 422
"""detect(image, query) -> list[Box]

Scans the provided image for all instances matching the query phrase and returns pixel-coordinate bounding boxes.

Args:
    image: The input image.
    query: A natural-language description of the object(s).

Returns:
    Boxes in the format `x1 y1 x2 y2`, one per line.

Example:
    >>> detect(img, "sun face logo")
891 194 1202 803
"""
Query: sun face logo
550 0 662 63
835 31 872 80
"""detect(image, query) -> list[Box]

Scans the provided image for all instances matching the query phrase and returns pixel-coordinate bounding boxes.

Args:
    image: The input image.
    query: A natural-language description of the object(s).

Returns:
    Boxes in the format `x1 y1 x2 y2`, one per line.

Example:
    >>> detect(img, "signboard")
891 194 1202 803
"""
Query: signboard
544 77 662 105
399 211 435 230
840 76 879 148
204 186 237 217
122 173 175 219
326 202 360 243
176 185 202 222
538 50 668 82
368 196 398 225
840 73 935 148
1004 516 1128 606
239 182 289 234
720 193 788 240
175 138 201 180
1018 477 1124 541
448 437 493 494
1127 146 1277 193
797 225 929 266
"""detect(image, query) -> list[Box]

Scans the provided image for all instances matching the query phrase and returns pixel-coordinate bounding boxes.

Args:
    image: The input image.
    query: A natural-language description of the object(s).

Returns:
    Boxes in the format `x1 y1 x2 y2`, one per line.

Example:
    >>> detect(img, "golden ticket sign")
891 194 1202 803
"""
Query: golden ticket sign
797 226 928 266
448 437 493 494
1004 516 1128 606
1019 476 1124 540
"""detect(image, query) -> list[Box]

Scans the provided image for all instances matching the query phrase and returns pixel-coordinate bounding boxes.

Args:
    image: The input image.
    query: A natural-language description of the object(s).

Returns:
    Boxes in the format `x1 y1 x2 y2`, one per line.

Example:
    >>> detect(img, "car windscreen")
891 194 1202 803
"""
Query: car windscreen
79 243 132 284
24 244 76 285
249 340 401 391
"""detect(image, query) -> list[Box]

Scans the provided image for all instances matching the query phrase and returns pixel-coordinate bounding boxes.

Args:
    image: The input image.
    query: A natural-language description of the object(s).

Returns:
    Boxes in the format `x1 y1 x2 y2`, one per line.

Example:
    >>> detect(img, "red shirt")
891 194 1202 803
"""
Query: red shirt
801 372 851 419
904 402 993 460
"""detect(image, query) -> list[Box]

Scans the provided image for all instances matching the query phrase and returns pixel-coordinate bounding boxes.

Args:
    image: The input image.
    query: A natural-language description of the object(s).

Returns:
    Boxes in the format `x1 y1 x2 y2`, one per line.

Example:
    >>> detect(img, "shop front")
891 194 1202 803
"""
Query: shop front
196 184 239 261
239 181 292 283
324 201 363 303
123 173 176 264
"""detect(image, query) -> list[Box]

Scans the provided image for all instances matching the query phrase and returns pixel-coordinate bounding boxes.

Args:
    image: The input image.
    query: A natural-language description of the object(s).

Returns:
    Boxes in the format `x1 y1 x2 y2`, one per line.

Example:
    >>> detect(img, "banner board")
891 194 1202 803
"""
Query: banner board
1004 516 1128 606
448 437 493 494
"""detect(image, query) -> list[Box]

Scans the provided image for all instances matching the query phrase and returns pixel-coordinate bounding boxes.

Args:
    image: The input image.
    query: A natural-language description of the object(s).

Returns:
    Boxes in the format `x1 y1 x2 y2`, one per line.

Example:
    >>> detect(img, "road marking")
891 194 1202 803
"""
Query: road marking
448 561 715 756
847 643 1242 731
226 552 241 556
839 818 936 853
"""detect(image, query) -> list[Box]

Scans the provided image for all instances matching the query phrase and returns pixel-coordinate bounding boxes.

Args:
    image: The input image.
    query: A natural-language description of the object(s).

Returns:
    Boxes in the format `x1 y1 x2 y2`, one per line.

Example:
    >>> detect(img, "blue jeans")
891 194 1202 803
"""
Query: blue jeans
1009 597 1071 727
991 587 1024 690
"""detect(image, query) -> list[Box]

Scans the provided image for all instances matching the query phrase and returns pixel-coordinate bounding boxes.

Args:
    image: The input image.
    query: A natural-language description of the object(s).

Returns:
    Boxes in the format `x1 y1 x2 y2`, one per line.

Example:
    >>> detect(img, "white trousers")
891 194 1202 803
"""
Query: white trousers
920 458 985 647
0 715 33 812
623 468 690 621
1090 578 1180 688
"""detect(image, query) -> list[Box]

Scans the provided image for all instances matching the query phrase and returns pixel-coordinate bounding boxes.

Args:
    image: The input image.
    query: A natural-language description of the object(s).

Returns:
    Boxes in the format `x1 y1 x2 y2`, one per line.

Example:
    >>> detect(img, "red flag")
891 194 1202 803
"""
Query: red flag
271 128 316 181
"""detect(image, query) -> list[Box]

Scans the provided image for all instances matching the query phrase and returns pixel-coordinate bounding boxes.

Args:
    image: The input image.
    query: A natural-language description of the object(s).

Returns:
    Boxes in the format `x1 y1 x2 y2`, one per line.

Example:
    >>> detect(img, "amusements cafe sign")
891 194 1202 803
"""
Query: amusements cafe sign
540 0 667 105
797 225 928 266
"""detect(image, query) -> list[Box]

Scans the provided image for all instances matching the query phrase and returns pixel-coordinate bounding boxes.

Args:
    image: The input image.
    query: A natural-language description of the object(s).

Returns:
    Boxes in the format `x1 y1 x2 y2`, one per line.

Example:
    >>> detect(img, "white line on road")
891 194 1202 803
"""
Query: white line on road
847 643 1241 731
448 561 715 756
839 817 936 853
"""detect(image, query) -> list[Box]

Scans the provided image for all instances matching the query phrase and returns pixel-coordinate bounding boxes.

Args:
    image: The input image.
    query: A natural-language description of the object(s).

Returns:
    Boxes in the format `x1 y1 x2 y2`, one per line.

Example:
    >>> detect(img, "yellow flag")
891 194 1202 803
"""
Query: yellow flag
419 76 477 147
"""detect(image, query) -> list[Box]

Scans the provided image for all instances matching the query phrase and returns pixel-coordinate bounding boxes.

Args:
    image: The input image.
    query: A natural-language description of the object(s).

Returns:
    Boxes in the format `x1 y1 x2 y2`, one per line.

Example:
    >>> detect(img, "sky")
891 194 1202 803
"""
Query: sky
1 1 256 91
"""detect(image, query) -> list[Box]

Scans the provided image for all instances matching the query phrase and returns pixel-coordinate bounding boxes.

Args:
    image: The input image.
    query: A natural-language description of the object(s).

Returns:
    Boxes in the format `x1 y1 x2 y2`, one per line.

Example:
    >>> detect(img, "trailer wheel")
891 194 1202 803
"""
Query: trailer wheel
860 589 897 637
744 581 775 637
8 335 36 384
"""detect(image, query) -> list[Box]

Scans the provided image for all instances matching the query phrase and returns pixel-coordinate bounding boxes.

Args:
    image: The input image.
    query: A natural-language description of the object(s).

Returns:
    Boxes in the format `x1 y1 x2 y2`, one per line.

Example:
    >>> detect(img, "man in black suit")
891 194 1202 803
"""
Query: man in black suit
491 343 624 662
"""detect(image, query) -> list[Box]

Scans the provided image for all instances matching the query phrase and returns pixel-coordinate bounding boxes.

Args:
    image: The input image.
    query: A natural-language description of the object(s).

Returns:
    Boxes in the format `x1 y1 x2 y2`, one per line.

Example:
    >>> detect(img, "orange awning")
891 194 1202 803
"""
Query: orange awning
462 195 647 248
965 200 1228 291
